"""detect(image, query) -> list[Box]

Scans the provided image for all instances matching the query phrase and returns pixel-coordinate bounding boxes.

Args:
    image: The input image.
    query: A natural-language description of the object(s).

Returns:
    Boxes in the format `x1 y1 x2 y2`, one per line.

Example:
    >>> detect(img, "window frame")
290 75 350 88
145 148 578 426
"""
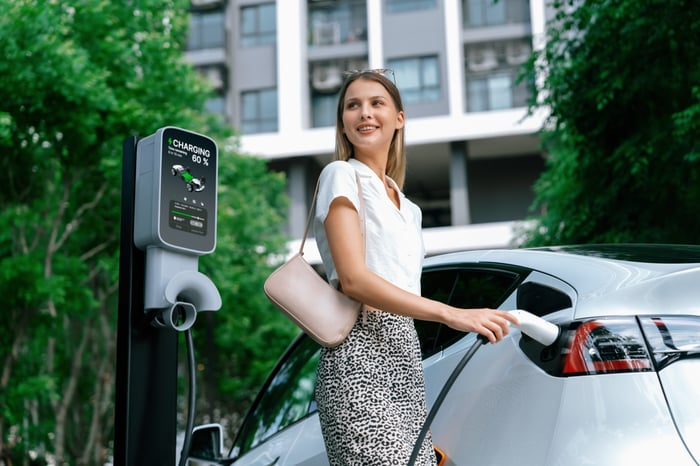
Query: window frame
240 2 277 47
187 9 226 50
463 0 531 28
388 55 441 104
240 88 278 134
466 69 529 112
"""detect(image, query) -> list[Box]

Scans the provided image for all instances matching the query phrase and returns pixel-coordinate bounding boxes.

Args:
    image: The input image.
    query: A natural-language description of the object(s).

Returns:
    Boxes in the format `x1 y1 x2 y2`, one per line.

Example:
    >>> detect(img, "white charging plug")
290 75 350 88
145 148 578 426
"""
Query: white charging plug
509 309 560 346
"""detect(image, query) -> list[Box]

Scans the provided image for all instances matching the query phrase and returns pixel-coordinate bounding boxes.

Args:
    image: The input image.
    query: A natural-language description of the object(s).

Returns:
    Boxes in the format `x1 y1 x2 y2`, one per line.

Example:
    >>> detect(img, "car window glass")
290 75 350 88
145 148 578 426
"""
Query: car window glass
417 269 459 357
233 336 321 455
419 267 522 357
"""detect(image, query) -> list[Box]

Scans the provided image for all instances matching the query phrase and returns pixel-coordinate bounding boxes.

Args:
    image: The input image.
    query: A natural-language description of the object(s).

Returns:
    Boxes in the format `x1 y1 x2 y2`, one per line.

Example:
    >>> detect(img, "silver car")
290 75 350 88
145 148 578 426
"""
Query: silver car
188 244 700 466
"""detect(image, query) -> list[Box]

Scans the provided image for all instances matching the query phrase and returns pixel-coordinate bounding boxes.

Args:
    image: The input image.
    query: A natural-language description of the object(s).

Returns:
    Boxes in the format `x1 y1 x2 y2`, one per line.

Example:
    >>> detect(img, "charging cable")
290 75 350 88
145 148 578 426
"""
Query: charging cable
178 328 197 466
408 334 486 465
408 310 560 466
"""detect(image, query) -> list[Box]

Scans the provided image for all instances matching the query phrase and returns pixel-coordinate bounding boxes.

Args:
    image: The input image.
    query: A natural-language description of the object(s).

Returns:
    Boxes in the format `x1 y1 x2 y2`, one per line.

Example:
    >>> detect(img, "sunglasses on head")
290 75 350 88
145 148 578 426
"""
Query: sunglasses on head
342 68 397 85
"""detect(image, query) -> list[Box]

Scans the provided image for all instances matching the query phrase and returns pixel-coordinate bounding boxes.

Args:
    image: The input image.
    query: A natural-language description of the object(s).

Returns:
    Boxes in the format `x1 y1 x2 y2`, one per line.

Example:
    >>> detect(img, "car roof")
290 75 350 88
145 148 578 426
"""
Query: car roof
423 244 700 317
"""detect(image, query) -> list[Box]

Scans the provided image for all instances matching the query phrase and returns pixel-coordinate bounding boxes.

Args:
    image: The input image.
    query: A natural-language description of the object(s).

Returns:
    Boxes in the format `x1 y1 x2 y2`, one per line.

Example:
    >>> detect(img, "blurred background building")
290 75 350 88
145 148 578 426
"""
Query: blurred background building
186 0 548 262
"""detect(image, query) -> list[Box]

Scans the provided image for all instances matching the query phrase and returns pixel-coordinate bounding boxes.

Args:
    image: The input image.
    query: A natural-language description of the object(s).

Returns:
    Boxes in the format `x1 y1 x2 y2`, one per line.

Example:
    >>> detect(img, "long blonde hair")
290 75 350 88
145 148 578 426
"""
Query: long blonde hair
334 71 407 189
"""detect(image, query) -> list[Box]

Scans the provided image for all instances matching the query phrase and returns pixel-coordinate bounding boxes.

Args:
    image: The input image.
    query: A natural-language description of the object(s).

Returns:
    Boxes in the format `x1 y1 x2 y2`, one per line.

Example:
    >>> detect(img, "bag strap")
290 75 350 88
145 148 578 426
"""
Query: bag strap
298 169 365 254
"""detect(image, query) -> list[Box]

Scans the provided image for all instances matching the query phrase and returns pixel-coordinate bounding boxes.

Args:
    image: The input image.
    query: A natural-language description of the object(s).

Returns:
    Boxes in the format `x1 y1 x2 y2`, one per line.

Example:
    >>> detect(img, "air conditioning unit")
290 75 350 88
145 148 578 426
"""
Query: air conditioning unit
312 22 341 46
312 64 343 92
468 47 498 72
505 41 531 65
346 59 368 72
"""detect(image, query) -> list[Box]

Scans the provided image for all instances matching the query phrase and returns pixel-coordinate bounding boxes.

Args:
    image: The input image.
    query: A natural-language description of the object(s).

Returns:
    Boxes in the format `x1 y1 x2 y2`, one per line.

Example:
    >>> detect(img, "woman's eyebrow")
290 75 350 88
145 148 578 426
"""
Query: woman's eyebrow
345 95 388 102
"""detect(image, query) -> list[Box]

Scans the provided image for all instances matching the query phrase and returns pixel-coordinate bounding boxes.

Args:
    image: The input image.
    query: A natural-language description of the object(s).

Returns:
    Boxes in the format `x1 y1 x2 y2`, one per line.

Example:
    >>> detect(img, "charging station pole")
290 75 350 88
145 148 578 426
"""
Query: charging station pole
115 136 179 465
115 128 221 465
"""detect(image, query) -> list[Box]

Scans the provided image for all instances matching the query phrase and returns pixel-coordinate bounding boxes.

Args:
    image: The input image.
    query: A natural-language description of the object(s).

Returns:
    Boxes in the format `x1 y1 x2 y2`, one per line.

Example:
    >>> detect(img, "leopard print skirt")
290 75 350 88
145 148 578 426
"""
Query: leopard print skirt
315 309 437 466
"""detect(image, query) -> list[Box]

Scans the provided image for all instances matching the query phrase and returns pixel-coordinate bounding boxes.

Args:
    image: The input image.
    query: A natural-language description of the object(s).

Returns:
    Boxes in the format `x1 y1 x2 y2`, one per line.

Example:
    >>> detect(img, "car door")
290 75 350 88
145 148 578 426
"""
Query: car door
418 266 578 466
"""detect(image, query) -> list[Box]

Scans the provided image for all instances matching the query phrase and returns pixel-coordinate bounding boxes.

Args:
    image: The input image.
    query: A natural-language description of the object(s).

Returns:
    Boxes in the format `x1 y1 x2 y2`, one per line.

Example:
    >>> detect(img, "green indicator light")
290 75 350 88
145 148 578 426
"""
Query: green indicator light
172 210 193 218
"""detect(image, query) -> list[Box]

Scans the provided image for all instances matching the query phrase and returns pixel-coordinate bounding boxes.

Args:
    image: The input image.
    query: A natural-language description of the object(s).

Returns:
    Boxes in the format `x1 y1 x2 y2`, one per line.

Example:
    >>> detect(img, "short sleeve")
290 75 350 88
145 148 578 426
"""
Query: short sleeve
315 160 361 224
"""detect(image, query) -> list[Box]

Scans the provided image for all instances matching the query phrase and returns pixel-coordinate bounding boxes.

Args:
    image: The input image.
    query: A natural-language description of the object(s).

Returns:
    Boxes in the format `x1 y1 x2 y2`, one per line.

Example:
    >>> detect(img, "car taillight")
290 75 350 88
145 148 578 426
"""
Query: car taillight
639 316 700 370
520 316 700 377
561 318 653 376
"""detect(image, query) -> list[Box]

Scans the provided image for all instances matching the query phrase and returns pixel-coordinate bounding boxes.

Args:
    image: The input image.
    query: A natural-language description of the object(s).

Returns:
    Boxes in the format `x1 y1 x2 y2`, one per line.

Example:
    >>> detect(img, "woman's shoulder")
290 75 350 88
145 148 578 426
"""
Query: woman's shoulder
321 160 354 174
320 160 355 182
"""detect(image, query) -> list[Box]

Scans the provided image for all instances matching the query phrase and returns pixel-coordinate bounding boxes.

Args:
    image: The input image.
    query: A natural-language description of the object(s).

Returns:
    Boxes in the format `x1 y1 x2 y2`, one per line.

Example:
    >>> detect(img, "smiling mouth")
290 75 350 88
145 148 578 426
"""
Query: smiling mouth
358 125 377 132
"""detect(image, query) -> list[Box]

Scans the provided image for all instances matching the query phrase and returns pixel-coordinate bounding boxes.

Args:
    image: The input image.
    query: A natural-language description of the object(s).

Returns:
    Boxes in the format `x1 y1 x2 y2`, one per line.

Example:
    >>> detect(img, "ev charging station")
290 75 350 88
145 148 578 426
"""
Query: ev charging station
115 127 221 465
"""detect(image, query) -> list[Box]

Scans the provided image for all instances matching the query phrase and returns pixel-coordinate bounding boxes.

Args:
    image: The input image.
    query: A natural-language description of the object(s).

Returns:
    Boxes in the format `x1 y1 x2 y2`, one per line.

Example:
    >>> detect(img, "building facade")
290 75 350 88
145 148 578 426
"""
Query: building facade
187 0 548 262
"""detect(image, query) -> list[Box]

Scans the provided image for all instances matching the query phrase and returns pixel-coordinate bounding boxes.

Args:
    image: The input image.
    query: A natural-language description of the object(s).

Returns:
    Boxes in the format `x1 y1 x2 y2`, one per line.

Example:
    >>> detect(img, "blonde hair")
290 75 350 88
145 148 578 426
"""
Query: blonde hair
334 71 407 189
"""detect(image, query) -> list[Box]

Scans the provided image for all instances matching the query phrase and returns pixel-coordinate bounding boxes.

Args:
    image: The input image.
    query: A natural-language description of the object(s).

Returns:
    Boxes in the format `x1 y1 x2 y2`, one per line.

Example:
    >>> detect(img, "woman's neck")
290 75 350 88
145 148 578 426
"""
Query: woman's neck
354 152 388 183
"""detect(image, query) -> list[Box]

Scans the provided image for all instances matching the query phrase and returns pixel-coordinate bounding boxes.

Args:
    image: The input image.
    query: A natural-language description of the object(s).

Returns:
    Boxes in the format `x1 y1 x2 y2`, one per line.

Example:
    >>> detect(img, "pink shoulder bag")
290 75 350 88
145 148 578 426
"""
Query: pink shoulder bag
264 170 365 347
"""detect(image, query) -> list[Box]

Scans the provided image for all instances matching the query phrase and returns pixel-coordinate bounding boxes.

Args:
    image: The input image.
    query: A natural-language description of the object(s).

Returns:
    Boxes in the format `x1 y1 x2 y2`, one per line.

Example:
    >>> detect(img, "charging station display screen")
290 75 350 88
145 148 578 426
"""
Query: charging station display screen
159 127 217 253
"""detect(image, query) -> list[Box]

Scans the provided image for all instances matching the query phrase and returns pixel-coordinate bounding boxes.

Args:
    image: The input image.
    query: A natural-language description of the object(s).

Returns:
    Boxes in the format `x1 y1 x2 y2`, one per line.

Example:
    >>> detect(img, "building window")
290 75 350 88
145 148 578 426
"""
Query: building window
386 0 436 13
312 93 338 128
241 88 278 134
308 1 367 47
465 40 531 112
197 65 227 117
467 72 529 111
241 3 276 47
463 0 530 28
388 56 440 104
205 94 226 116
187 10 225 50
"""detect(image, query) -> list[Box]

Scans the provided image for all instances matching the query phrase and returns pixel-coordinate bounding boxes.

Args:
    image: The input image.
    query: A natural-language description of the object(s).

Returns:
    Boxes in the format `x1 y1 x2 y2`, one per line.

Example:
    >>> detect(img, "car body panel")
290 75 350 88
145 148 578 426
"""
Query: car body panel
574 267 700 319
284 416 327 465
429 336 697 466
231 415 325 466
546 374 697 466
658 360 700 464
427 333 564 466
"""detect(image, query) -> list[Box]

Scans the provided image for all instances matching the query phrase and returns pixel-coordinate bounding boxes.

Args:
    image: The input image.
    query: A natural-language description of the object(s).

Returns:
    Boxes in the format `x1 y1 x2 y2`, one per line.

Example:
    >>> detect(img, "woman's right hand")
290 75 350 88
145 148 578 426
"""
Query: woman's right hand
444 306 519 344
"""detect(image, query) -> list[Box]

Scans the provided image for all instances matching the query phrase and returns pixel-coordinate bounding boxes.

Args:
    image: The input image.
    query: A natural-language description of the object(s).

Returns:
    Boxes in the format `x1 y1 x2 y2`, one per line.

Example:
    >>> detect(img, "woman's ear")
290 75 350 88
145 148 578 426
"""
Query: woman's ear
396 110 405 129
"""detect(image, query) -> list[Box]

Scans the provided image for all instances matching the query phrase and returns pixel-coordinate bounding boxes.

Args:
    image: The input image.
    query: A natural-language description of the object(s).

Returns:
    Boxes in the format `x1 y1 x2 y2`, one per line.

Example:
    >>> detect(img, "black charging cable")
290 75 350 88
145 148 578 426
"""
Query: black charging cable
408 335 488 466
178 328 197 466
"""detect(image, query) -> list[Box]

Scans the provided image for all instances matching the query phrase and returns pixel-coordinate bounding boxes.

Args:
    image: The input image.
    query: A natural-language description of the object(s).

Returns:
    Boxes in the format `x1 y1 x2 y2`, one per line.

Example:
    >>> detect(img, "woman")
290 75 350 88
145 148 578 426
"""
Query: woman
313 69 518 465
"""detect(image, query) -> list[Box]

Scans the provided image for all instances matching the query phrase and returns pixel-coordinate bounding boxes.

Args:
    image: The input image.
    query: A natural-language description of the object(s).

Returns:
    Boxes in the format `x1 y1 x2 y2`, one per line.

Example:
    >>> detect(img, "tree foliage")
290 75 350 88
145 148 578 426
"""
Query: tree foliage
519 0 700 246
0 1 294 464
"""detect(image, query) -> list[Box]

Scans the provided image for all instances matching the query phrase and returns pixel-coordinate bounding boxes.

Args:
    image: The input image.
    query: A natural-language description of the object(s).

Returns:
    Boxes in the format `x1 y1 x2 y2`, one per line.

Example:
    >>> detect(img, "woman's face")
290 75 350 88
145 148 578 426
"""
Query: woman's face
341 78 404 156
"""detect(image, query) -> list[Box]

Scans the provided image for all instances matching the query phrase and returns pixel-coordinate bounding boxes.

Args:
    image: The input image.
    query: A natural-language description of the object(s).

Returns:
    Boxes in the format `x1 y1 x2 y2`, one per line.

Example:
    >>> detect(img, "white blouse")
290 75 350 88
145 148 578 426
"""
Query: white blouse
314 158 425 296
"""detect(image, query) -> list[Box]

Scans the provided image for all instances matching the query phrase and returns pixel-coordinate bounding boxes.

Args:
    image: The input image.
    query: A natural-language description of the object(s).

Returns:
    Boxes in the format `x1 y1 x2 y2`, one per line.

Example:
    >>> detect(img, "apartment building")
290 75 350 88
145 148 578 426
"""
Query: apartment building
186 0 548 262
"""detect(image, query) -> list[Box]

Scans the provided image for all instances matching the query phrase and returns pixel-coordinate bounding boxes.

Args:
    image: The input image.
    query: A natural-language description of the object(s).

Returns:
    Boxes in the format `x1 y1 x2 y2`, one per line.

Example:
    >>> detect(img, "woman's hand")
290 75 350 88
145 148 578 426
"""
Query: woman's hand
444 307 520 344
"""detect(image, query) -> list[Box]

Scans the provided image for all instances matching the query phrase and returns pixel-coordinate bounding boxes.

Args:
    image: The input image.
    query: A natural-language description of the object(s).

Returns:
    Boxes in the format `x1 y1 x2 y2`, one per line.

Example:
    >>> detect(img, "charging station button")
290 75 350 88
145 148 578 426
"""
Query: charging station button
169 200 207 236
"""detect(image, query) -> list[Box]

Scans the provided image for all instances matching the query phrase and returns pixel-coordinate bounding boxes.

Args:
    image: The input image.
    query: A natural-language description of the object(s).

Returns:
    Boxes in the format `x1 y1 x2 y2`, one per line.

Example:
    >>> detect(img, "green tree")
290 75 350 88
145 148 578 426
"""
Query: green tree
0 1 293 464
519 0 700 246
196 145 297 431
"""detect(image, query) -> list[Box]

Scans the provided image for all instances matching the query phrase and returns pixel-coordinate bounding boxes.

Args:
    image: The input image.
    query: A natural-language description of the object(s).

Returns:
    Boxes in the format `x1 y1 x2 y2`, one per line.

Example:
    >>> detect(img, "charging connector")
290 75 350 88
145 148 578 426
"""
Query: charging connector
509 309 560 346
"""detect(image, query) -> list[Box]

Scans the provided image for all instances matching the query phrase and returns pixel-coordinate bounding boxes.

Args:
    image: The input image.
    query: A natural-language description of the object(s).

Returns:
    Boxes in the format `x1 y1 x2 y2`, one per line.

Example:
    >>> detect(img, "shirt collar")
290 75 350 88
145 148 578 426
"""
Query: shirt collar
347 157 400 190
347 157 374 177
